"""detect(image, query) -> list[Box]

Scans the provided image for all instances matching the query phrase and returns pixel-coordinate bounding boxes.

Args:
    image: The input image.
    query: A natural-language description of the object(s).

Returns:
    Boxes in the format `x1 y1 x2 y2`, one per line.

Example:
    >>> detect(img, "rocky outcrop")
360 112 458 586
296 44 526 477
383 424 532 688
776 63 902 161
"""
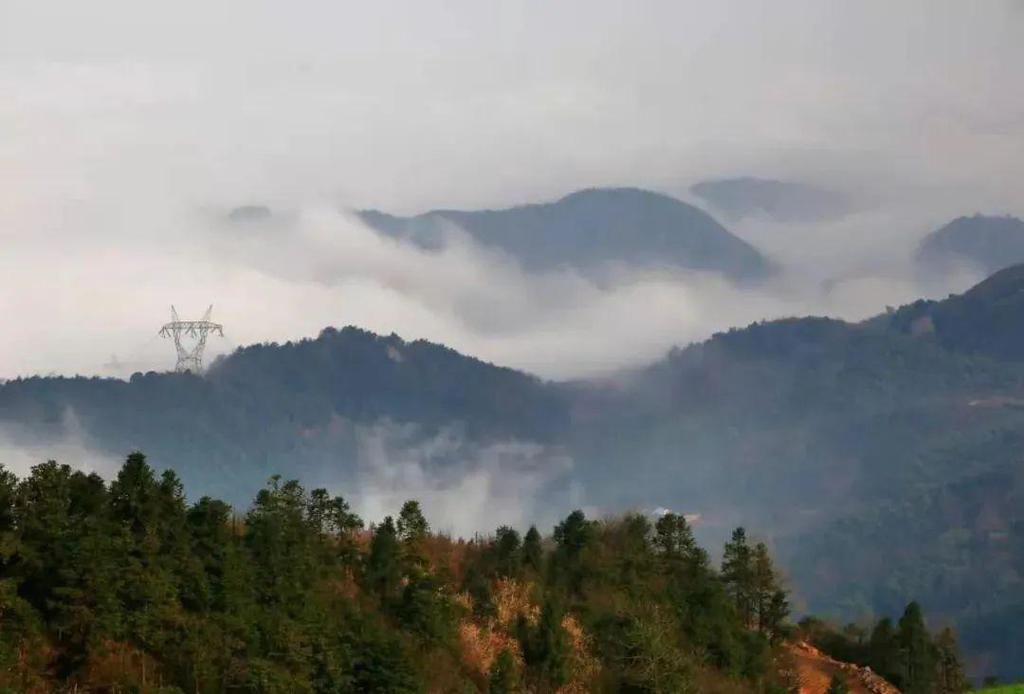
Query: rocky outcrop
788 641 900 694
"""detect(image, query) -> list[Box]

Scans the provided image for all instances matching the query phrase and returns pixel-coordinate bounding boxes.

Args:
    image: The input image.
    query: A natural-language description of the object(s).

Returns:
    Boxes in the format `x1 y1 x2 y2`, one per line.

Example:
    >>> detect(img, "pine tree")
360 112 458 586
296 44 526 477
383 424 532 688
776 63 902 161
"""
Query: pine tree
721 527 754 627
552 510 595 594
553 510 593 560
365 516 403 603
494 526 522 578
245 476 316 608
521 598 570 689
868 617 898 683
934 626 968 693
522 525 543 573
397 499 429 544
751 541 788 640
654 513 696 561
397 499 429 571
896 601 936 694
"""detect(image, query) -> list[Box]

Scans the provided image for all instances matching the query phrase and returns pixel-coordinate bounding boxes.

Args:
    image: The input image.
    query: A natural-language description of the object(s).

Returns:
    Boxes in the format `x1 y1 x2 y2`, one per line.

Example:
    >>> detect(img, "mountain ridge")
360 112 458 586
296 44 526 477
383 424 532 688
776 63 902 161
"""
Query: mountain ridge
916 213 1024 276
359 186 774 282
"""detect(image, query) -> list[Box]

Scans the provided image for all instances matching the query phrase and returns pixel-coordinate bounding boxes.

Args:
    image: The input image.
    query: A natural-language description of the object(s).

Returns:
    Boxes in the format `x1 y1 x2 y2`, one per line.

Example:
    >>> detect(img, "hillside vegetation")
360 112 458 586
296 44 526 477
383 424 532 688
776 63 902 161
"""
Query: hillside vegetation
4 267 1024 681
0 452 807 692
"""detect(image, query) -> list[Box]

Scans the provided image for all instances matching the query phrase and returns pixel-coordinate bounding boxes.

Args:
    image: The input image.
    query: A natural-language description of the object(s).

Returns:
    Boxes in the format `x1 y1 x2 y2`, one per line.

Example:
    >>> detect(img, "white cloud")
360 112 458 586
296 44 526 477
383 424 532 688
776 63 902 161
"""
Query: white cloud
343 422 576 536
0 410 119 479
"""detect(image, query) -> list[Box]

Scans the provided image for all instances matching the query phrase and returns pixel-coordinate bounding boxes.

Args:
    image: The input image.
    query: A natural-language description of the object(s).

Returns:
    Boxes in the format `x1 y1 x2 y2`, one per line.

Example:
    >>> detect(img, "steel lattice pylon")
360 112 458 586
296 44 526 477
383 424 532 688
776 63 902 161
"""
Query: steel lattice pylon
159 305 224 373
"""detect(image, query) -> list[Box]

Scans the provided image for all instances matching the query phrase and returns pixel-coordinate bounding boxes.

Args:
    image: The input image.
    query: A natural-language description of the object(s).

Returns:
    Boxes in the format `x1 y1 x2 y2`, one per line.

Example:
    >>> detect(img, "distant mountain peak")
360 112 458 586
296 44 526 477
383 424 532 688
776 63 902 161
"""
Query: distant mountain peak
916 213 1024 275
359 187 773 282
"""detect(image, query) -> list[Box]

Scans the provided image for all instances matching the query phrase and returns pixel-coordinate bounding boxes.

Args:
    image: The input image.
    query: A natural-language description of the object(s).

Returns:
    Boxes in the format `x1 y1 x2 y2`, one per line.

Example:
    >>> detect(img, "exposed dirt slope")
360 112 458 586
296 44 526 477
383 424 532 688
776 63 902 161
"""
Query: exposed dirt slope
788 641 900 694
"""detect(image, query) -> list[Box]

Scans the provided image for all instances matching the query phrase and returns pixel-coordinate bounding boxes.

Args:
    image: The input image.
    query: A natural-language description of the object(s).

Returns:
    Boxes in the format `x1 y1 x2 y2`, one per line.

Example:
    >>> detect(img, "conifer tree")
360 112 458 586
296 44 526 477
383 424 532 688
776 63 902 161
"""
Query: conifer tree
522 525 544 573
750 541 788 639
868 617 898 682
721 527 754 627
494 525 522 578
521 598 570 689
897 601 936 694
397 499 429 543
552 510 595 594
397 499 430 571
366 516 403 603
934 626 968 693
654 512 696 561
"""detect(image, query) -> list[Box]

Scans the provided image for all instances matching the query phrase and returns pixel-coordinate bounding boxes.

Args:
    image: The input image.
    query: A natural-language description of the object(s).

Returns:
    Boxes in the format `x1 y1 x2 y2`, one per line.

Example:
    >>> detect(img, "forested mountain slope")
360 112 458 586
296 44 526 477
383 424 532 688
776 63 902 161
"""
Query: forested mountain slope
3 267 1024 680
566 269 1024 681
0 451 961 692
0 327 568 502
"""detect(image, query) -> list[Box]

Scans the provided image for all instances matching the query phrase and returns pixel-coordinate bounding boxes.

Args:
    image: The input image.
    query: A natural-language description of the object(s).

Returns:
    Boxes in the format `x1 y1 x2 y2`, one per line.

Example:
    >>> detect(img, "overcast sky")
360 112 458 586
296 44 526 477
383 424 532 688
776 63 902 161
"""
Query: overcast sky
1 1 1022 379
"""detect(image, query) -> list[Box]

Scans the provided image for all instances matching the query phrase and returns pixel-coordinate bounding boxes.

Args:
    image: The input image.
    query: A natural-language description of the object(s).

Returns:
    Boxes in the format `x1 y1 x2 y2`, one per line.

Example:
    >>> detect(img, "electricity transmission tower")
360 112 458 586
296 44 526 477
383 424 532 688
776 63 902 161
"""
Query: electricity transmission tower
159 305 224 373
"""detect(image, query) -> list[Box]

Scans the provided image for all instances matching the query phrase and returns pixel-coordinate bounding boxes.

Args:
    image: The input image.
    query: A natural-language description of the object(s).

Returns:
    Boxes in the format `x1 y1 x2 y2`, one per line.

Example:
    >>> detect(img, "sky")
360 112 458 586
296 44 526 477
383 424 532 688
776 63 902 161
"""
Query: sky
1 0 1023 380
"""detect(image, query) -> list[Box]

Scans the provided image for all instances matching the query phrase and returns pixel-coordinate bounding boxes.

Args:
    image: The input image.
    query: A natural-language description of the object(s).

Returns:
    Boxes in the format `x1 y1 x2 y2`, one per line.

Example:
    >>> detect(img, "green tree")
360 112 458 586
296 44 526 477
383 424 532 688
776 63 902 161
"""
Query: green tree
867 617 898 682
522 525 543 573
934 626 968 694
397 499 429 544
896 601 936 694
751 542 788 640
552 510 595 594
245 476 317 607
489 648 520 693
520 599 569 689
397 572 454 643
721 527 754 627
494 526 522 578
397 499 429 571
654 512 697 561
621 607 694 693
365 516 403 603
553 510 593 560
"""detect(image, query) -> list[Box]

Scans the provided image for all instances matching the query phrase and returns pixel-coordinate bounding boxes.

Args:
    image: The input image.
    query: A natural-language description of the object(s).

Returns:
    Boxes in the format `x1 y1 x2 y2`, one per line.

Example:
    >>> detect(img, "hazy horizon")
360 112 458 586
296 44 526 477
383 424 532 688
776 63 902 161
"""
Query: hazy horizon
3 0 1022 379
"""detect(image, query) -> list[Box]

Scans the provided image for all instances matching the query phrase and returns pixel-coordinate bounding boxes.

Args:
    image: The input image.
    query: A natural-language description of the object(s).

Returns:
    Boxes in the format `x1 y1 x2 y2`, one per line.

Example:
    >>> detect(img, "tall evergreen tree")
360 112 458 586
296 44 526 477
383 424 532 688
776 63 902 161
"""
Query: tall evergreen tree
721 527 754 627
934 626 968 694
867 617 898 682
522 525 543 574
365 516 403 603
520 598 570 689
751 541 788 640
654 512 697 561
896 601 936 694
396 499 429 544
494 526 522 578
